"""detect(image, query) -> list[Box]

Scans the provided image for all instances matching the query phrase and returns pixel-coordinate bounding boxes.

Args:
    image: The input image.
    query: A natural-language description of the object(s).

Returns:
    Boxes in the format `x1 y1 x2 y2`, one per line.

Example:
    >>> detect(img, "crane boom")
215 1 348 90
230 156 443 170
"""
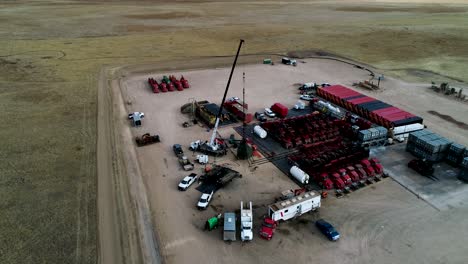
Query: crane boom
209 39 244 147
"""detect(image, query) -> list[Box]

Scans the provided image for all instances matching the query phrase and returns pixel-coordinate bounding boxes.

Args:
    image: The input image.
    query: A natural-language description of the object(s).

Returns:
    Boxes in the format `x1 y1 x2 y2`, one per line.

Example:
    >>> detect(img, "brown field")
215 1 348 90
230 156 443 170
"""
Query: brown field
1 0 468 263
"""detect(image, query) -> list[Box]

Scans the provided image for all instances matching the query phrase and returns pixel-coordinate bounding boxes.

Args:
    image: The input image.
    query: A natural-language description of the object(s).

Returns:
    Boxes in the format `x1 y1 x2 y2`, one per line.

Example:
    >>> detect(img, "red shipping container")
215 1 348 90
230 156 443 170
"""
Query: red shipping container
349 97 376 105
372 106 400 114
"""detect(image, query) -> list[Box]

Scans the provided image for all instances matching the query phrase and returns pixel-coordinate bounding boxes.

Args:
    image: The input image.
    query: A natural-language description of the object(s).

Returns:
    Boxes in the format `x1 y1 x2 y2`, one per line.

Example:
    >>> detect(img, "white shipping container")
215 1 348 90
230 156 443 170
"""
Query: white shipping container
393 123 425 135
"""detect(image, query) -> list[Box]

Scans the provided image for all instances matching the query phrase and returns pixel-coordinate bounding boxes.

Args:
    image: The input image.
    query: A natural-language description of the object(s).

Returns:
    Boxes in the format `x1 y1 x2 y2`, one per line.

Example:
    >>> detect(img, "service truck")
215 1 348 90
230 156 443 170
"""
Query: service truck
268 191 321 222
240 201 253 241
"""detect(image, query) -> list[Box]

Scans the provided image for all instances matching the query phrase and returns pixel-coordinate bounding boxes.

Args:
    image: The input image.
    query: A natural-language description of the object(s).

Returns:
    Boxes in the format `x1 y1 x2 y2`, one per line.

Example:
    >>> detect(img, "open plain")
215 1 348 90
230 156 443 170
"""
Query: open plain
2 0 468 263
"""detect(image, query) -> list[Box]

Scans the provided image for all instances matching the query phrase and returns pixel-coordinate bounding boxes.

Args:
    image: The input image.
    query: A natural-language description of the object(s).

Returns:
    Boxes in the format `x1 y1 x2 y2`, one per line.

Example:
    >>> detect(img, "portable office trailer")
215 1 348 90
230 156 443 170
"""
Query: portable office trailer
268 191 321 222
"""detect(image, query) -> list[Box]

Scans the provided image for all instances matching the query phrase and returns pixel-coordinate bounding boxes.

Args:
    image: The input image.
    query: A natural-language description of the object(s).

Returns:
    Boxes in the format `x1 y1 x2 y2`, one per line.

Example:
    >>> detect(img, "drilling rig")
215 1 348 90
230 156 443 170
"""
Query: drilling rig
190 39 245 156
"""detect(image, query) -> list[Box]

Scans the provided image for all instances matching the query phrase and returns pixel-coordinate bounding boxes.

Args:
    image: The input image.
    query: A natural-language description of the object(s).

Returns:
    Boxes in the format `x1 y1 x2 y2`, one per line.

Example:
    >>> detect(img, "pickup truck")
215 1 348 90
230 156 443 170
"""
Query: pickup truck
197 190 214 210
259 218 277 240
173 144 184 157
178 156 194 171
178 173 198 191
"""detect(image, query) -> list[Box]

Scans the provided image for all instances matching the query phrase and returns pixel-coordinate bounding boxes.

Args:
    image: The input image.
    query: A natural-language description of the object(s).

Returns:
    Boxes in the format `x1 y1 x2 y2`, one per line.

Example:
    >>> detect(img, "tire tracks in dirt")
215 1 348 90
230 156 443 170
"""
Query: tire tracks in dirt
97 66 161 264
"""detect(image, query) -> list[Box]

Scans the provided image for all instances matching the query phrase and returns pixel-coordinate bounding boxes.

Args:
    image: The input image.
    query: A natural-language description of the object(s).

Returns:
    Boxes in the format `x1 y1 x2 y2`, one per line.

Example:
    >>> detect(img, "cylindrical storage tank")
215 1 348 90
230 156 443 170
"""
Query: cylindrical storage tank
254 125 267 139
290 166 310 184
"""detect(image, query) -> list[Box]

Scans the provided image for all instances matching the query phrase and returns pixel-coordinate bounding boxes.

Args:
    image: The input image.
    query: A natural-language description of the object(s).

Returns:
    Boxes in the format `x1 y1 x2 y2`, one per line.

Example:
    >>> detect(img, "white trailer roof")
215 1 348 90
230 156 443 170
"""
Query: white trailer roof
270 191 320 212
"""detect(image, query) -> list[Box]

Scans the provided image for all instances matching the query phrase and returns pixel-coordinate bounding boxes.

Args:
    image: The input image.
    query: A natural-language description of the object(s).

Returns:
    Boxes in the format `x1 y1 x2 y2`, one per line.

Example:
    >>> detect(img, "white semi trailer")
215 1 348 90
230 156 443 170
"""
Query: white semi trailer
240 201 253 241
268 191 321 222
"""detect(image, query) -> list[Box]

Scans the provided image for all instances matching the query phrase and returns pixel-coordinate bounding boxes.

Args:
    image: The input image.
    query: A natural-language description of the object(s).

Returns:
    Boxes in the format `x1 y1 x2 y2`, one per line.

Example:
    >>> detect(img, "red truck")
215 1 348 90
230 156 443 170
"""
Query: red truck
331 173 345 190
354 164 368 180
338 169 352 187
370 158 384 174
259 218 278 240
361 159 375 178
322 178 334 190
346 166 360 182
271 103 288 118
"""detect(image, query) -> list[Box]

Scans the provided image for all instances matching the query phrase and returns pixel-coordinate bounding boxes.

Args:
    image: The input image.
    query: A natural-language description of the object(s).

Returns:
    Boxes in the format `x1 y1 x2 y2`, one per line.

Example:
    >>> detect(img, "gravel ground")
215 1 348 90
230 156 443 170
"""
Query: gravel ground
109 56 468 263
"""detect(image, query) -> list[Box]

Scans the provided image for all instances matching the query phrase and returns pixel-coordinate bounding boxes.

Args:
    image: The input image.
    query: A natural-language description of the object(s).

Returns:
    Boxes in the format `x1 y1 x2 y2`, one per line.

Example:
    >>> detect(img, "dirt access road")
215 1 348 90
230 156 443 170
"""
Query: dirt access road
99 55 468 263
97 67 161 264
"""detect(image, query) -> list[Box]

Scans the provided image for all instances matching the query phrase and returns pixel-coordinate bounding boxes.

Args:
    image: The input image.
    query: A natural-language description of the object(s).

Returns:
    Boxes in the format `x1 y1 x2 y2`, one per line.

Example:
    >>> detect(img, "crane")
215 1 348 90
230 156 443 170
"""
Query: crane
190 39 244 156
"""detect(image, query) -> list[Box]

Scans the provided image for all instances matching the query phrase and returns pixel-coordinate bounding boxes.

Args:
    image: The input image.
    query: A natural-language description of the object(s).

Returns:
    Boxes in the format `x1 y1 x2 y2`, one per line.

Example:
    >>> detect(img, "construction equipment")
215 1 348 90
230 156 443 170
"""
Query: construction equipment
135 133 160 147
197 165 241 191
240 201 253 241
190 140 227 156
190 39 244 156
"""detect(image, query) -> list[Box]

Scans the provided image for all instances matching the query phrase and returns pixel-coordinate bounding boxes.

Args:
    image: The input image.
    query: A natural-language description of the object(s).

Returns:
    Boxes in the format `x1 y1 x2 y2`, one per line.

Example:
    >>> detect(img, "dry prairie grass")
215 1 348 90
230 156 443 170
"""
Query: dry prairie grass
1 0 468 263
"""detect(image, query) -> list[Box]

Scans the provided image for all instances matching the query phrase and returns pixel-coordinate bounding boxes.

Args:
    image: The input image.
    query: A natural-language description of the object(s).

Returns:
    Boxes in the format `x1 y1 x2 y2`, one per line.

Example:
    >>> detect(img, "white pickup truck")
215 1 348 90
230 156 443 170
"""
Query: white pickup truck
197 190 214 210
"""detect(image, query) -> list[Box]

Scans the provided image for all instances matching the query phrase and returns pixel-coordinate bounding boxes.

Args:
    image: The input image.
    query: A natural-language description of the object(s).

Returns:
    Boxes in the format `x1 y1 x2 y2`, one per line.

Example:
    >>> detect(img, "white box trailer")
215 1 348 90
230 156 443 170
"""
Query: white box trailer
268 191 321 222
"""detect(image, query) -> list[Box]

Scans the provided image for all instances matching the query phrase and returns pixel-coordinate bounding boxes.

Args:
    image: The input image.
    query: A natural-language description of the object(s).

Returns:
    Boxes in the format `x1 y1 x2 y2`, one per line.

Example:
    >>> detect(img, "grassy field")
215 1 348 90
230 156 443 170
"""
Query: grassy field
1 0 467 263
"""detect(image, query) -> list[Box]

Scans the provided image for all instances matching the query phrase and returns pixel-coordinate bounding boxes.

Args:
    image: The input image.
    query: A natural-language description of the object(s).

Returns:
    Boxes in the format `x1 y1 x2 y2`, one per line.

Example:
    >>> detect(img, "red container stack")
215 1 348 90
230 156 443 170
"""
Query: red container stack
317 85 423 128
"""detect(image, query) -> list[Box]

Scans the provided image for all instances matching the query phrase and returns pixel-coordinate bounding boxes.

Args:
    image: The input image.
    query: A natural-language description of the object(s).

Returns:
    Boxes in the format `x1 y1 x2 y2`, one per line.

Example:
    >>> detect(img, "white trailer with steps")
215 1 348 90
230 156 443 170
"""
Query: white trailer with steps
268 191 321 222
